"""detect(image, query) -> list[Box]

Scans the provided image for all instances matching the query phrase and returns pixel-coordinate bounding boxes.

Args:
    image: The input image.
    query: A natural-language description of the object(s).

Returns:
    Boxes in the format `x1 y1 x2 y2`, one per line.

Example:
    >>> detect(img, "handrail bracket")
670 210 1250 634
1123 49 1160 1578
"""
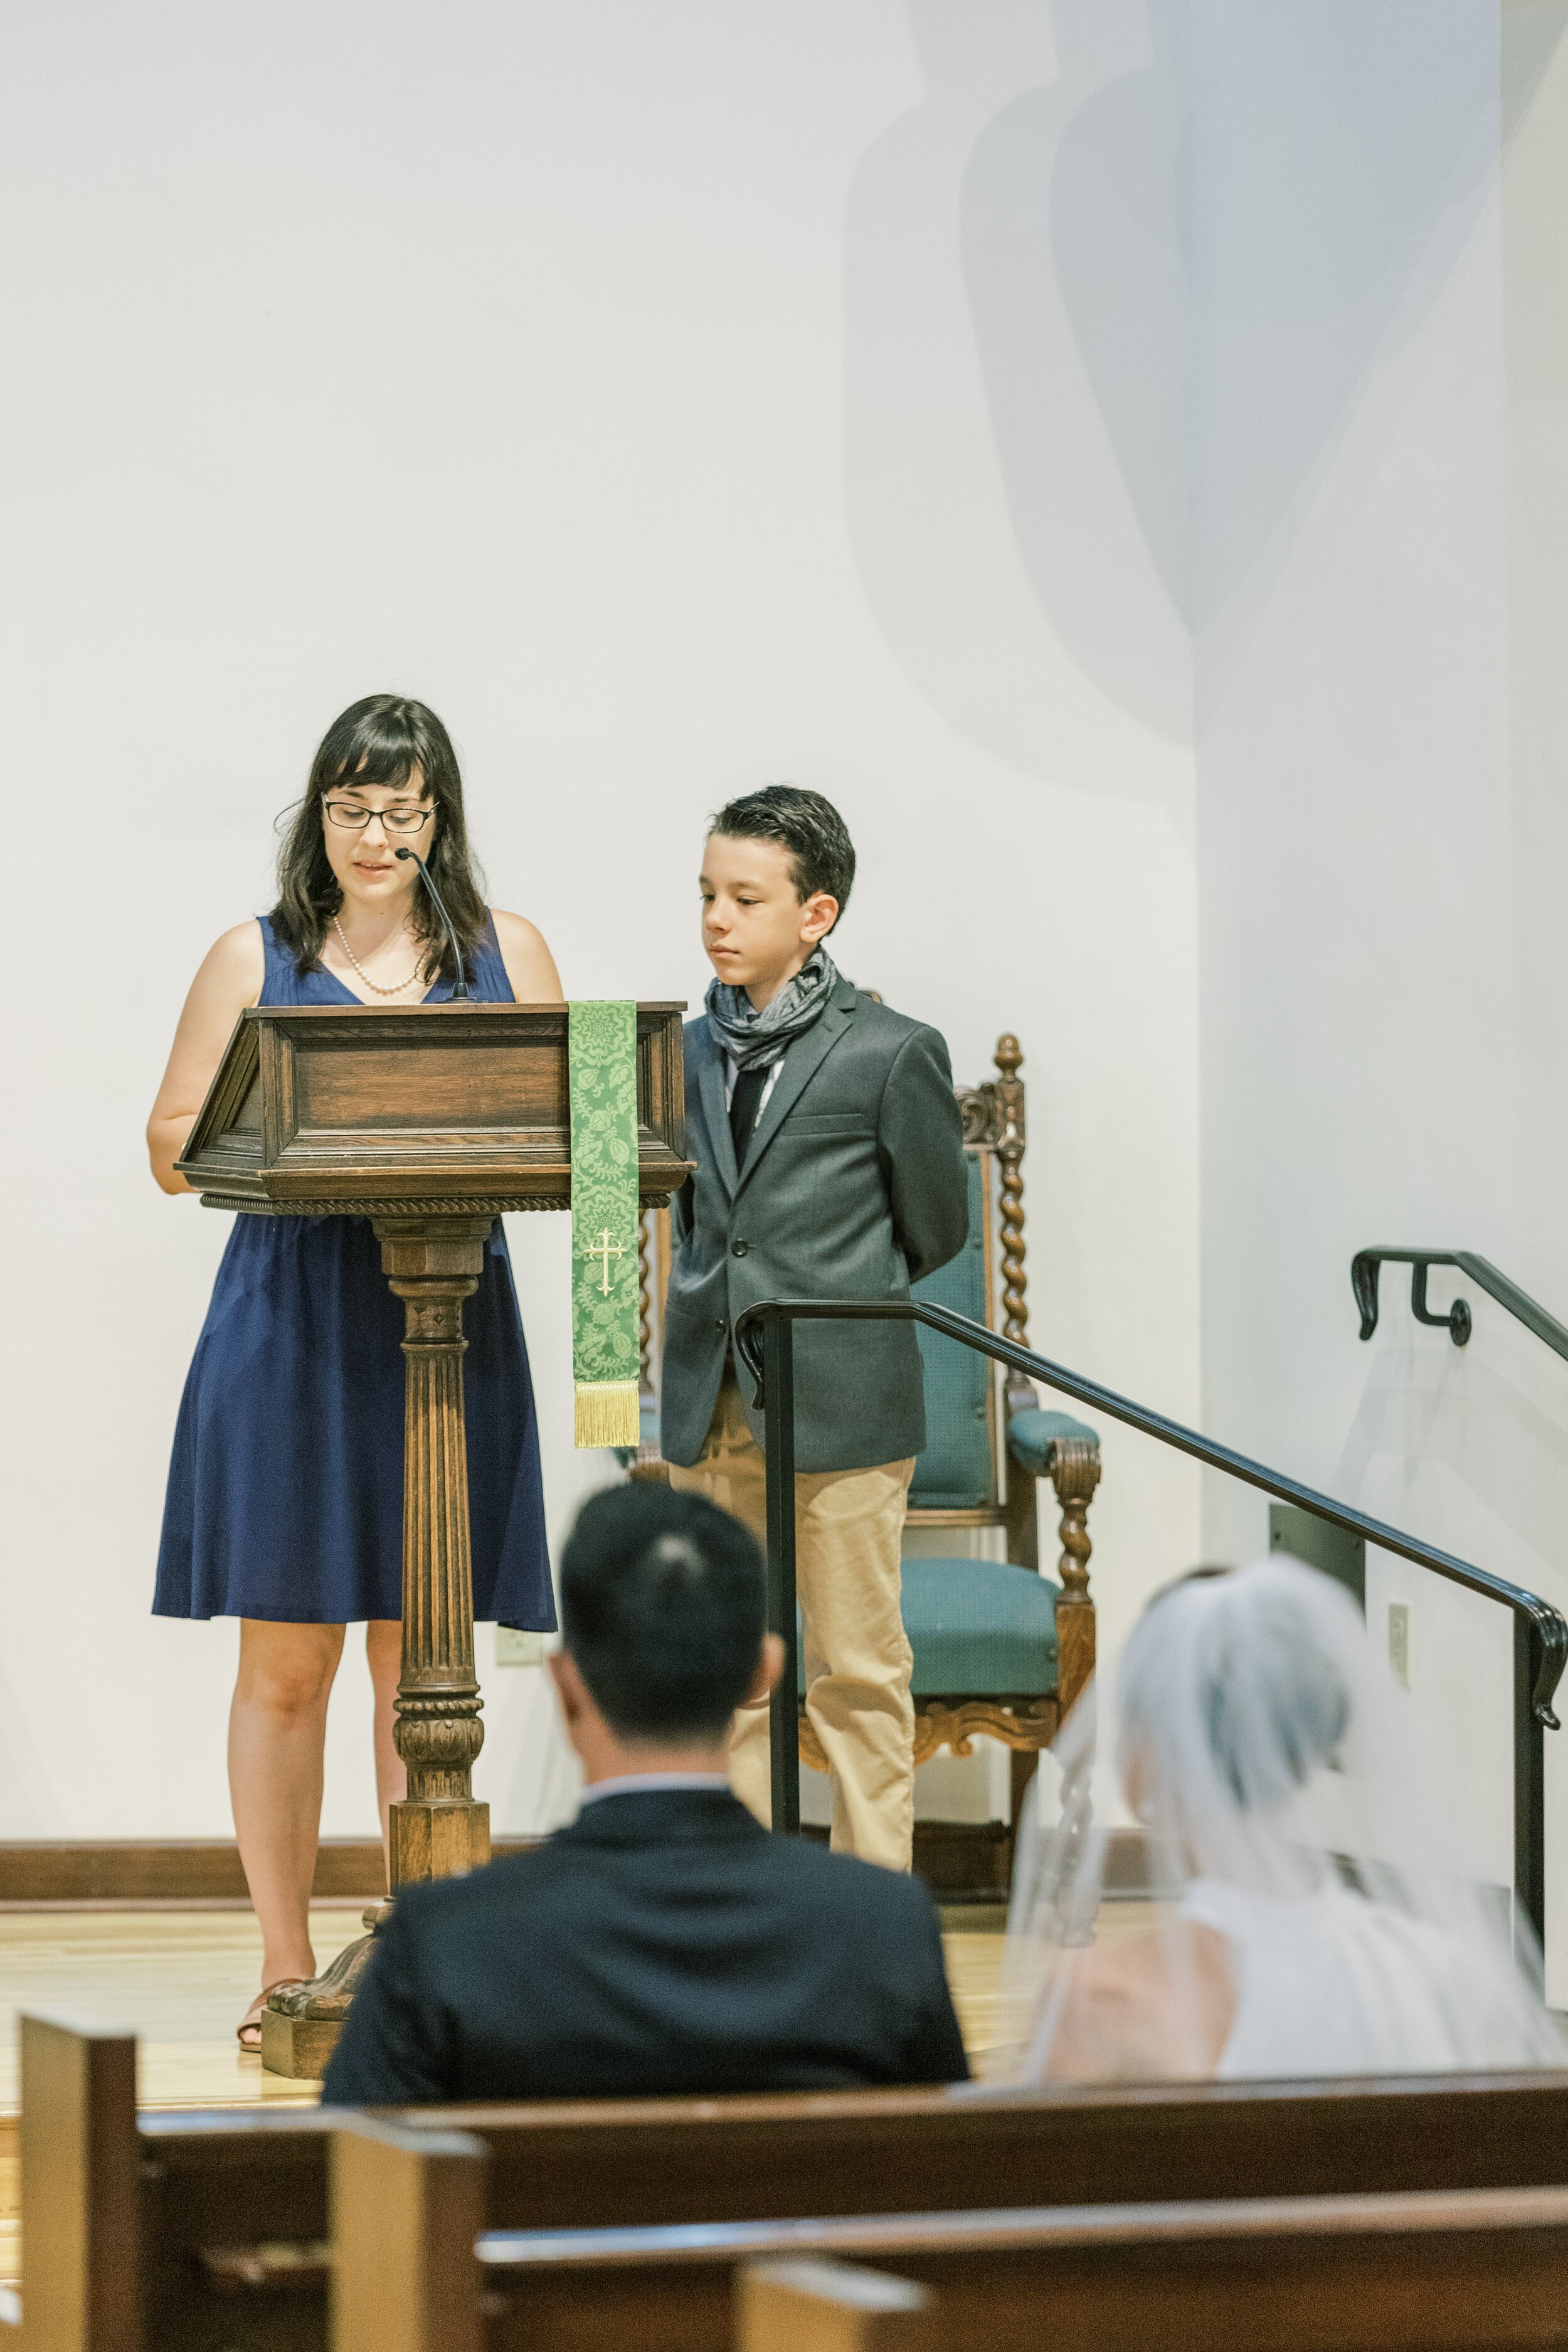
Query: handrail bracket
1354 1247 1568 1362
1353 1250 1471 1347
1411 1261 1472 1347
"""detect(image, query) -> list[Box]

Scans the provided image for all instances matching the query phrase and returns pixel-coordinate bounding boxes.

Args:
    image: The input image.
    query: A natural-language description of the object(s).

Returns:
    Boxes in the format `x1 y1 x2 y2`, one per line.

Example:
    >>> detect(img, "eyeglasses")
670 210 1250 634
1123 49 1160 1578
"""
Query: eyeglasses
323 800 433 834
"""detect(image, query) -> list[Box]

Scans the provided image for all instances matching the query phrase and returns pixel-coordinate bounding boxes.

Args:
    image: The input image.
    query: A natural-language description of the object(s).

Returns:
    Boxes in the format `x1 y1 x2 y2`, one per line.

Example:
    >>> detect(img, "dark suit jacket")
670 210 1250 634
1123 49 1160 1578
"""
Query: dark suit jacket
322 1791 969 2106
661 980 969 1473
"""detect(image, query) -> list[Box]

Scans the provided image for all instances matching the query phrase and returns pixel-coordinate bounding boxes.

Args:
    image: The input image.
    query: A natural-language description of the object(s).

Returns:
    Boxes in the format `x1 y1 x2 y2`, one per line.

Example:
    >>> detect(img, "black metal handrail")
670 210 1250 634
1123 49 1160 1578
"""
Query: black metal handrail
736 1297 1568 1944
1353 1249 1568 1362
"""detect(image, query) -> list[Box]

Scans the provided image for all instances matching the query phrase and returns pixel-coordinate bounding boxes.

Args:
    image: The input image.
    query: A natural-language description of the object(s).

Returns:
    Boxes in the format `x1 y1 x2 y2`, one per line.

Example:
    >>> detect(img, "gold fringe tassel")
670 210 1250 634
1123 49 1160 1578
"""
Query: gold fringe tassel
575 1379 642 1449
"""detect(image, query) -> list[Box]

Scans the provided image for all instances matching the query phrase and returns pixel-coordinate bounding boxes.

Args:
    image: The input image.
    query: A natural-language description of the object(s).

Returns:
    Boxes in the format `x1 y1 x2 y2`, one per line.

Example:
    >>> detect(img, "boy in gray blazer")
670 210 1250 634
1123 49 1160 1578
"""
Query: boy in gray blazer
664 788 968 1870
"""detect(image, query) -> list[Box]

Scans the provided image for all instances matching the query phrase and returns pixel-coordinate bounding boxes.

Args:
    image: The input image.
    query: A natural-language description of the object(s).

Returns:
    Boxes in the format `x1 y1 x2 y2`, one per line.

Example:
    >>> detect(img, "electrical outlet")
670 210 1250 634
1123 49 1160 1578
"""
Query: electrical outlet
1388 1602 1411 1688
495 1628 545 1668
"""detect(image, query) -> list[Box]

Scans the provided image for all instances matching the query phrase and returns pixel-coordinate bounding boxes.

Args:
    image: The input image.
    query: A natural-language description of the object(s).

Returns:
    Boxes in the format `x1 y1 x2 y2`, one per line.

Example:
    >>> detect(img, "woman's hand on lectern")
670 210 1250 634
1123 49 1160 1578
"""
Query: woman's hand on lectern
146 923 267 1194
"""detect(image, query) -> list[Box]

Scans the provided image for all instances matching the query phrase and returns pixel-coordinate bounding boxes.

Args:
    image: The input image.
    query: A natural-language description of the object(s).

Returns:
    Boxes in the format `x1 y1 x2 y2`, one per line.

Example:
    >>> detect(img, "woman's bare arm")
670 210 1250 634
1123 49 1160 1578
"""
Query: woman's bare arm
491 909 565 1005
146 923 266 1194
1039 1924 1234 2083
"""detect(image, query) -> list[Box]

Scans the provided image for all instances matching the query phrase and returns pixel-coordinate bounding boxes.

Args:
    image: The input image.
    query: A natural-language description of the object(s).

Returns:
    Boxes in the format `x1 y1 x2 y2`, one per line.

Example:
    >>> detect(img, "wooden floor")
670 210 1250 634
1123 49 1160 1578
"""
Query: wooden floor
0 1895 1161 2288
0 1904 370 2112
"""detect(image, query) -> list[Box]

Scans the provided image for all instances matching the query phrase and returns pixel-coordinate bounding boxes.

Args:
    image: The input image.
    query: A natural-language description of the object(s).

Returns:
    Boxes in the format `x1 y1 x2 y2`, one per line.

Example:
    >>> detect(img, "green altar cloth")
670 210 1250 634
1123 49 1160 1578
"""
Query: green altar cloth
568 999 642 1448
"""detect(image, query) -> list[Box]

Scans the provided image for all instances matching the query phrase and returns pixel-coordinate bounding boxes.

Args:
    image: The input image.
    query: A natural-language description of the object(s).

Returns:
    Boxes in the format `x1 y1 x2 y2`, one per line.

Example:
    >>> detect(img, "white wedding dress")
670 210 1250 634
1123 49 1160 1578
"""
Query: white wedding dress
1179 1875 1546 2078
1008 1558 1563 2085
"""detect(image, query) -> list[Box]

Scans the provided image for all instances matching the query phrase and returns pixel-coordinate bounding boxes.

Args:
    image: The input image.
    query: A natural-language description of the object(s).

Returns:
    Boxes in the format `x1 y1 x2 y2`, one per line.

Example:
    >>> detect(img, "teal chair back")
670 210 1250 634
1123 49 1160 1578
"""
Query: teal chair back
908 1153 993 1510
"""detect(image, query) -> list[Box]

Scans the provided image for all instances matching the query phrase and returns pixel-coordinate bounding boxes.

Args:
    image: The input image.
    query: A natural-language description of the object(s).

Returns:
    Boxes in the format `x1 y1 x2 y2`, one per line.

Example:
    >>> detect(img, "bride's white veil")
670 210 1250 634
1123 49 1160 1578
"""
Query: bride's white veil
1005 1555 1562 2082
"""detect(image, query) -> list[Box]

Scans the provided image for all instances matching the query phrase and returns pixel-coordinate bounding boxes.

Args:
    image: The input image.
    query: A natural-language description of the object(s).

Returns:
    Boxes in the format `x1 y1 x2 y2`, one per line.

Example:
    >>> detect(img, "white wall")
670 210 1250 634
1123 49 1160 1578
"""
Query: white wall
1190 0 1568 1991
1505 0 1568 1313
0 2 1201 1841
1192 0 1514 1584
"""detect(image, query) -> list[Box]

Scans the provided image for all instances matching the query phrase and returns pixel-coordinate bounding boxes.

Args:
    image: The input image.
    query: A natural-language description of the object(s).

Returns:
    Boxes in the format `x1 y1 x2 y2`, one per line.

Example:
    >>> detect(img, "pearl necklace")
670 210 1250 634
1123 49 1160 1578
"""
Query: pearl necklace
332 916 428 997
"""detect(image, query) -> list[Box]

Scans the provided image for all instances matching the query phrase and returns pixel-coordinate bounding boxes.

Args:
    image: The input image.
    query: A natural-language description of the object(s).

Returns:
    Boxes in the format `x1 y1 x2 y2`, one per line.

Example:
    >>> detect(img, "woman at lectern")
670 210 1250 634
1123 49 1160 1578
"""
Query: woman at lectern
146 694 562 2051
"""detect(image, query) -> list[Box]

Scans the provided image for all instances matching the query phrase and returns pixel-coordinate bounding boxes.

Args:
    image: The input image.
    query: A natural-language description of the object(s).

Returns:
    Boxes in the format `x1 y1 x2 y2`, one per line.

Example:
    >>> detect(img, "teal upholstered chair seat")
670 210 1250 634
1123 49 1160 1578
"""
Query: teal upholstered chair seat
796 1561 1062 1699
904 1559 1062 1696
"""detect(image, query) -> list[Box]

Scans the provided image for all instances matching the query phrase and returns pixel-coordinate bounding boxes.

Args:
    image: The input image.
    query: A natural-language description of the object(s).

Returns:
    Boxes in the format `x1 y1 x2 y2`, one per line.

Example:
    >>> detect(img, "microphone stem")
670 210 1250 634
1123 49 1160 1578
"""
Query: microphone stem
395 847 470 998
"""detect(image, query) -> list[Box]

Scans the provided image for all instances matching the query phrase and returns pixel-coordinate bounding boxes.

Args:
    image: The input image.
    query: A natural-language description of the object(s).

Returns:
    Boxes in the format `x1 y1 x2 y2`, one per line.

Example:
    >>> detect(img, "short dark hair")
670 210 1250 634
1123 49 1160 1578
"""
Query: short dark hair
709 785 856 926
560 1485 767 1741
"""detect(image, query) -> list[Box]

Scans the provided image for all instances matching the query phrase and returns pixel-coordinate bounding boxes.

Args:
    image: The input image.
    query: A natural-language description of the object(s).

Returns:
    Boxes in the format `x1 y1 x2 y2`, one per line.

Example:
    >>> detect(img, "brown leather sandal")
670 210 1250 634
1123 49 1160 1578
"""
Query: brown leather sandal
237 1981 308 2053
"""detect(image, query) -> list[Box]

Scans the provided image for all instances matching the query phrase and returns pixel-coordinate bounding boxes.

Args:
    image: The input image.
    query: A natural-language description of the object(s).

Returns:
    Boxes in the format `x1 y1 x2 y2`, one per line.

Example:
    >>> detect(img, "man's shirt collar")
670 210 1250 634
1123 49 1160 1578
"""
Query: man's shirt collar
578 1771 731 1807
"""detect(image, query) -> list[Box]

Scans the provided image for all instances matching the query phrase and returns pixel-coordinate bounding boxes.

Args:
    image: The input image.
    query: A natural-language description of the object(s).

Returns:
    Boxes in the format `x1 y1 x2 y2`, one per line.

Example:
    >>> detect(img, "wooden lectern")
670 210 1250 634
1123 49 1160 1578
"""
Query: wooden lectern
176 1000 691 2077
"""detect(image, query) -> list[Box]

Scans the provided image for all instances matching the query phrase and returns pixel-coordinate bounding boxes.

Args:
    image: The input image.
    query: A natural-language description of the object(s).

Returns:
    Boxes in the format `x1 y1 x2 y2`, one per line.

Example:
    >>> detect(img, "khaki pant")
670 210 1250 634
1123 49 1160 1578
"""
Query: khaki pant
668 1374 915 1872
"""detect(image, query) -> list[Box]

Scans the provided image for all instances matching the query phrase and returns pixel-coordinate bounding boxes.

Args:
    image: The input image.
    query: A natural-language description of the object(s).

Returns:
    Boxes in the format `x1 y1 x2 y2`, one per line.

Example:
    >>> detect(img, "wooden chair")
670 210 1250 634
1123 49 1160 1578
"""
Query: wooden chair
630 1037 1103 1862
886 1034 1101 1841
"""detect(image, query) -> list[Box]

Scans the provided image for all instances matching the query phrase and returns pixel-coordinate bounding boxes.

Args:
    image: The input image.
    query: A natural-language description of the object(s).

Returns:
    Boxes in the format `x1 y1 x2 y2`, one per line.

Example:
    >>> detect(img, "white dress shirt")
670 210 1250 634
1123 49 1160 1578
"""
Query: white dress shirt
724 1052 785 1125
578 1771 731 1806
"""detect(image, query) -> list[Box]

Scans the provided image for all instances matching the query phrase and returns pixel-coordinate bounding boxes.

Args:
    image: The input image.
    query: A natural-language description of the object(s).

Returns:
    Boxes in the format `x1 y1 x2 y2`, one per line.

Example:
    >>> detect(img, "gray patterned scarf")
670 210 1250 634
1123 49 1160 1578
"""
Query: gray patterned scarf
705 946 840 1071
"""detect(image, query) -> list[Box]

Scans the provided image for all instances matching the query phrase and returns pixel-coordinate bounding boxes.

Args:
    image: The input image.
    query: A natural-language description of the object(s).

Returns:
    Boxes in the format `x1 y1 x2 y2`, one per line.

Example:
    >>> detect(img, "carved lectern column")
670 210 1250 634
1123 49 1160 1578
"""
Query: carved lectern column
260 1214 494 2077
379 1216 492 1883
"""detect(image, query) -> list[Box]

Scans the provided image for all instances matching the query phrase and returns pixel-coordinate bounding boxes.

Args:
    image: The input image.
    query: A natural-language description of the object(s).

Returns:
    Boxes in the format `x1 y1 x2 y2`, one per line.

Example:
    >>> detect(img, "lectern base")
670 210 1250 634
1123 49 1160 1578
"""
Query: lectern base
259 2006 342 2080
258 1803 491 2078
260 1902 388 2079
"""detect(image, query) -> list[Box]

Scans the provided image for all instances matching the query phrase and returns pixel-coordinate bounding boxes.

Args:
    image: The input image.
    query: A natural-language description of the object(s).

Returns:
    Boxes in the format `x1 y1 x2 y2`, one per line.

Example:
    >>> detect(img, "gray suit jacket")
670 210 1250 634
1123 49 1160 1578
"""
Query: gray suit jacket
661 978 969 1474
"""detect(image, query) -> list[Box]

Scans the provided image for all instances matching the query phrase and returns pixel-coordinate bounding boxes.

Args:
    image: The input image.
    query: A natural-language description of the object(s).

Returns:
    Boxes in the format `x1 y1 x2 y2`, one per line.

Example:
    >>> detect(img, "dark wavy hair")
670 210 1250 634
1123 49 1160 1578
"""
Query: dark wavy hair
270 695 488 982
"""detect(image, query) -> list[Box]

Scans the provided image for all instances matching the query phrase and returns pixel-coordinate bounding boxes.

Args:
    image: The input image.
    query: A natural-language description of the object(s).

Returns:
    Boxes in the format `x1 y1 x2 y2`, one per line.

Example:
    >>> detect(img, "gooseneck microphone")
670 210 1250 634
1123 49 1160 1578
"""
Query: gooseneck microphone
395 846 471 999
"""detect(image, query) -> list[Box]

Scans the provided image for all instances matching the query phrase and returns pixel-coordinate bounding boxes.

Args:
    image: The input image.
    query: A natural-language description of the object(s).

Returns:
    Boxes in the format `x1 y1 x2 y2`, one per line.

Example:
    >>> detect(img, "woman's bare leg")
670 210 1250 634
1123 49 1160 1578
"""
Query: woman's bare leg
366 1618 406 1888
230 1620 346 1991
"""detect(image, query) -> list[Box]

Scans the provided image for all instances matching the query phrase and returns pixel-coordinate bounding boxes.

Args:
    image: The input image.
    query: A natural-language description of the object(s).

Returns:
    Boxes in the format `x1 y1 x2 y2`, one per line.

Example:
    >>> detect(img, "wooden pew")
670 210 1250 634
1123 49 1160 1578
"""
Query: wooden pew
332 2123 1568 2352
331 2126 935 2352
22 2013 1568 2349
466 2182 1568 2352
11 2016 134 2352
332 2119 485 2352
736 2259 931 2352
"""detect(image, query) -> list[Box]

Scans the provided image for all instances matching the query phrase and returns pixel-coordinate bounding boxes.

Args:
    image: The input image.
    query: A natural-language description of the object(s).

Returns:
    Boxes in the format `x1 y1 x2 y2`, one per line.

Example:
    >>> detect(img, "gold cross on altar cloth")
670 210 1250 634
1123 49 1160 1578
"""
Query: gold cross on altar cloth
584 1227 625 1295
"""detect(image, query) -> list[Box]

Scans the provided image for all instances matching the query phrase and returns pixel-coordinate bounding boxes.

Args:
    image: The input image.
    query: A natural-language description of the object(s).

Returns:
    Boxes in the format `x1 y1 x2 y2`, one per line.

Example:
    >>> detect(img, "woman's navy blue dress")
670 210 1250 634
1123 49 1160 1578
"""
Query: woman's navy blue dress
153 916 555 1631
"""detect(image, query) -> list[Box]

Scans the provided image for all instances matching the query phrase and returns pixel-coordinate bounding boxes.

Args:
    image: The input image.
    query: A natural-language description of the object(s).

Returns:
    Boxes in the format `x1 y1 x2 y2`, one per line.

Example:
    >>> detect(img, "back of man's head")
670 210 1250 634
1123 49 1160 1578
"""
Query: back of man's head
560 1484 767 1743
